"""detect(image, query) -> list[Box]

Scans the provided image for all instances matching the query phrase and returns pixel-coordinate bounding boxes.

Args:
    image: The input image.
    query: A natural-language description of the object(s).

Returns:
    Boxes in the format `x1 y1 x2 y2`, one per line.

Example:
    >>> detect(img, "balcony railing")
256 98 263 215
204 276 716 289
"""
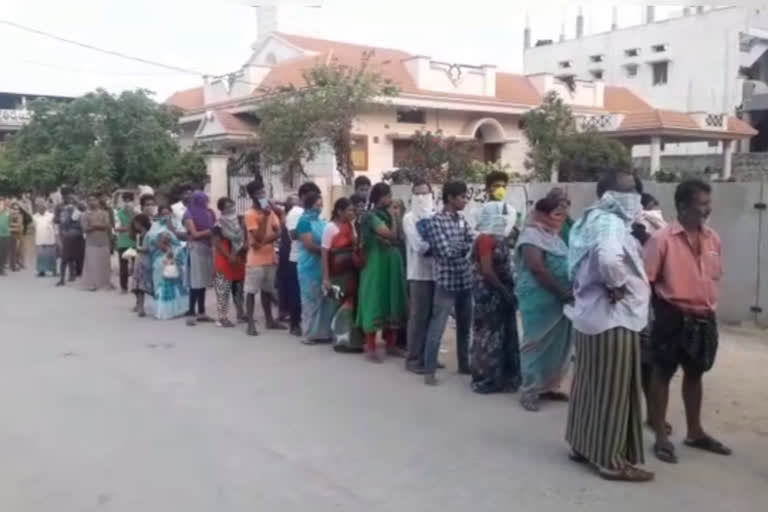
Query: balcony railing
575 113 623 132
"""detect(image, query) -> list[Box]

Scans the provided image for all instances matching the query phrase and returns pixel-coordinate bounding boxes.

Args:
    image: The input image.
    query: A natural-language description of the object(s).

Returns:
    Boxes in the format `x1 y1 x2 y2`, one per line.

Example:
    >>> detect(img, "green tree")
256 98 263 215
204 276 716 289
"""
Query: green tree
383 130 479 184
522 91 632 182
257 53 398 184
558 131 632 182
522 91 575 182
0 89 206 195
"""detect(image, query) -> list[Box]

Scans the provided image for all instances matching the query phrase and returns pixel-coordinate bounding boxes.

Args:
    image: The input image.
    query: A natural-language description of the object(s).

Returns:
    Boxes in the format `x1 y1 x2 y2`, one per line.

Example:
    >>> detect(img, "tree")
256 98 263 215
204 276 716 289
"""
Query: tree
522 91 575 182
0 89 207 195
382 130 479 184
256 53 398 184
522 91 632 182
558 131 632 182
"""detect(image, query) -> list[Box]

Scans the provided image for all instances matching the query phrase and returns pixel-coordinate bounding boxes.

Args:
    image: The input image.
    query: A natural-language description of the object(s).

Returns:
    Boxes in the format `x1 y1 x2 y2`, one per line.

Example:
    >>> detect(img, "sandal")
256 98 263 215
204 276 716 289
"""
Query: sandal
521 394 541 412
216 319 235 328
598 465 654 482
540 391 569 402
684 435 732 456
653 440 678 464
568 451 588 464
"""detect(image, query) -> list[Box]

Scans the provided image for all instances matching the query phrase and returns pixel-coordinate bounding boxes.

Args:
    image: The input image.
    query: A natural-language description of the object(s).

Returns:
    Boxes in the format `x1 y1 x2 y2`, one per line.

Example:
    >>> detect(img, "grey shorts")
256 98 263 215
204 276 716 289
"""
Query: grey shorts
244 264 277 295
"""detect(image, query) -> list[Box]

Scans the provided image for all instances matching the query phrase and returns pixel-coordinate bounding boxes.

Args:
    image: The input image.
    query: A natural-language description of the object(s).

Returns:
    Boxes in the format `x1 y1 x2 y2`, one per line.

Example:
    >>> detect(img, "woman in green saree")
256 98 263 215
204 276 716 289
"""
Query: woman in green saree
356 183 408 362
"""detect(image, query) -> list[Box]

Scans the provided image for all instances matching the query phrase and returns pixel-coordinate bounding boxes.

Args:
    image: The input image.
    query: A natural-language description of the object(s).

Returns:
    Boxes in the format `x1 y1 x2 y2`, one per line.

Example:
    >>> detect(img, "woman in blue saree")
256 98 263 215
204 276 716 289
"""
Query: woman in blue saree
296 191 333 344
147 205 189 320
516 195 573 412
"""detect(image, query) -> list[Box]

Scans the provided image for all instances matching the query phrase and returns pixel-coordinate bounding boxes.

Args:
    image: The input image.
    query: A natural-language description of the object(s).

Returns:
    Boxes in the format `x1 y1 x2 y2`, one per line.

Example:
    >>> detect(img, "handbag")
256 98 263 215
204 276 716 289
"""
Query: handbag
121 248 138 260
163 260 180 279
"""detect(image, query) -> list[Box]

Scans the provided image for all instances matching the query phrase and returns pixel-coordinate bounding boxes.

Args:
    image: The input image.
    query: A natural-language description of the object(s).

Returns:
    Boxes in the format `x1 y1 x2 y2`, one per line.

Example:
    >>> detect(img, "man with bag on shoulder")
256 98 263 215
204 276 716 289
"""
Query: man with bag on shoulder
644 179 730 464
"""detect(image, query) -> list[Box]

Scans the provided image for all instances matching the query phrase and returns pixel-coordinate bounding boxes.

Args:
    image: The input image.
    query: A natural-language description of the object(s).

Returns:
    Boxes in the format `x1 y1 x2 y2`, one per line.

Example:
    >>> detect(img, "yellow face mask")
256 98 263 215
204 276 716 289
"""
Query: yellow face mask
491 186 506 201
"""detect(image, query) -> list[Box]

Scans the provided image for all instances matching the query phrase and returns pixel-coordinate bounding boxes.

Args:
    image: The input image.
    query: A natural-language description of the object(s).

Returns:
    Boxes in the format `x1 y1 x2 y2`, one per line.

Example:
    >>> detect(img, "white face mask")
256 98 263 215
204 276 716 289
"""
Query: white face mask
411 194 433 218
146 206 158 217
608 191 642 220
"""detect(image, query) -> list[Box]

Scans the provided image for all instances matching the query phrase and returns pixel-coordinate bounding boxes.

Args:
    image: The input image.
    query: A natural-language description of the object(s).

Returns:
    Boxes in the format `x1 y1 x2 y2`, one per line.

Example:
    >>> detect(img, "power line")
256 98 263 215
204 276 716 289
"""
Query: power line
0 57 187 77
0 18 207 76
0 17 266 90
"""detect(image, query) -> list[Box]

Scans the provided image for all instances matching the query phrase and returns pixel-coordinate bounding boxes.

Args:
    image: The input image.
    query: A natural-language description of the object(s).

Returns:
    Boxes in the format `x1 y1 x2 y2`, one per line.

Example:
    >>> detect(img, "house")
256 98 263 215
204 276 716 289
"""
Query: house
166 31 755 203
0 91 74 142
524 5 768 156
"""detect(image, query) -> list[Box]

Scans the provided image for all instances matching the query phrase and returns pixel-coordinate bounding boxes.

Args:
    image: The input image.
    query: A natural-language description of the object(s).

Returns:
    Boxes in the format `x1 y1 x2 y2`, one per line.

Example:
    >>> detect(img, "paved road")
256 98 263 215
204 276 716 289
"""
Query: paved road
0 272 764 511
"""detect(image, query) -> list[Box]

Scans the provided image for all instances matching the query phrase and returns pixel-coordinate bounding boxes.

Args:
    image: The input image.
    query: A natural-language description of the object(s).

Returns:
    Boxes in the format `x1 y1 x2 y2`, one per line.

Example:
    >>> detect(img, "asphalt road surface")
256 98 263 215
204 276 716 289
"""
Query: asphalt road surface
0 271 765 511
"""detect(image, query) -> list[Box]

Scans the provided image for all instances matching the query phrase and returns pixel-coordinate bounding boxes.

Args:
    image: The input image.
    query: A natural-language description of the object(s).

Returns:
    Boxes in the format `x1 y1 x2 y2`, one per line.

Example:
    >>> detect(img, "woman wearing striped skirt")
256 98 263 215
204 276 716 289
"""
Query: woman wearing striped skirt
565 168 653 482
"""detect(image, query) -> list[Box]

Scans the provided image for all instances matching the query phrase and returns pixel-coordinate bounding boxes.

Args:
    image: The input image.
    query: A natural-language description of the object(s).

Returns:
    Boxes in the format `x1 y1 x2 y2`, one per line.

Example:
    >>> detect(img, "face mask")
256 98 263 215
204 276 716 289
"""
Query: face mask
610 191 642 219
258 198 270 210
491 186 506 201
223 207 237 217
411 194 433 217
146 206 158 217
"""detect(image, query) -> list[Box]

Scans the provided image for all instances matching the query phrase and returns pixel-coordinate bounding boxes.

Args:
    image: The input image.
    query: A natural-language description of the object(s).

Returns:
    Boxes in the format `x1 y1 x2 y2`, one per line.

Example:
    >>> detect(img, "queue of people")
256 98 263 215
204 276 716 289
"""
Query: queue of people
1 168 730 483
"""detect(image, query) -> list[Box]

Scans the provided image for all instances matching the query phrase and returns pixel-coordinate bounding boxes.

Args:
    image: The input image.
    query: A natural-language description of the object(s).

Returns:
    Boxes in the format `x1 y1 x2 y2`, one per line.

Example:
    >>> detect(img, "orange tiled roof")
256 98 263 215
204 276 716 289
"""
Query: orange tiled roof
727 116 758 136
165 87 204 111
618 110 700 131
215 111 256 134
603 86 652 113
166 33 757 140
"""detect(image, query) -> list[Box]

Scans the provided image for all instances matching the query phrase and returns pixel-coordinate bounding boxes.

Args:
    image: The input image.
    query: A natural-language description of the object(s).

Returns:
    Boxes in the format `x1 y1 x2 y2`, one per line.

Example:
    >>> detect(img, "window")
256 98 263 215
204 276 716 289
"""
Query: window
625 64 638 77
396 108 426 124
652 61 669 85
660 142 666 152
625 48 640 57
708 140 720 148
590 69 604 80
350 135 368 171
558 60 572 69
652 44 667 53
590 54 603 63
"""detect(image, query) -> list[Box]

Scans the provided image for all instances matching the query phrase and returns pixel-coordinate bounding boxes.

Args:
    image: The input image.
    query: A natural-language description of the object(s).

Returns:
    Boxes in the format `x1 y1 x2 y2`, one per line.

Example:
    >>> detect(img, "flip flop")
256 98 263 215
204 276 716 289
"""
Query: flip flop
568 451 588 464
540 391 569 402
598 465 654 482
684 435 732 456
653 440 678 464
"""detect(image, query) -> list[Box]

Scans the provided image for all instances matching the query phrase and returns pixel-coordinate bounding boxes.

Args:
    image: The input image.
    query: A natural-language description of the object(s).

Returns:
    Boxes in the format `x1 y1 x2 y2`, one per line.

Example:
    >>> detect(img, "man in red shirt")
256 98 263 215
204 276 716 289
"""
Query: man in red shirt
644 179 730 464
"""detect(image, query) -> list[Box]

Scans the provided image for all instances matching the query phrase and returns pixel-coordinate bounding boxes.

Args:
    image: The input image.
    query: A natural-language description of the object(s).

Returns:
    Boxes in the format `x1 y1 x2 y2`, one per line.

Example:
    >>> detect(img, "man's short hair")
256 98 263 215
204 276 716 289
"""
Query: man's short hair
139 194 155 207
485 171 509 190
354 175 372 190
596 168 635 197
675 179 711 210
412 177 431 192
246 178 265 199
442 181 468 203
298 182 320 198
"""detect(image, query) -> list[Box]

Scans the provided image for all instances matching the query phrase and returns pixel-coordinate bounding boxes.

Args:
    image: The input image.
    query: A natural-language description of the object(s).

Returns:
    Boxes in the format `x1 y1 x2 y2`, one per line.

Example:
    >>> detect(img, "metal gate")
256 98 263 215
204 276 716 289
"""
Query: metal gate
227 150 261 215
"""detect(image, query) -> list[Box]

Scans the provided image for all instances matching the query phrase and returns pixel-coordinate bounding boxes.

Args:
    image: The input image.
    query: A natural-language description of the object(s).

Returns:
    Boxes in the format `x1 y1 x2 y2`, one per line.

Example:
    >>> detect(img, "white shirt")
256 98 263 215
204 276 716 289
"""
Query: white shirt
321 222 340 250
402 211 435 281
171 201 187 227
286 206 304 263
33 212 56 246
565 233 650 335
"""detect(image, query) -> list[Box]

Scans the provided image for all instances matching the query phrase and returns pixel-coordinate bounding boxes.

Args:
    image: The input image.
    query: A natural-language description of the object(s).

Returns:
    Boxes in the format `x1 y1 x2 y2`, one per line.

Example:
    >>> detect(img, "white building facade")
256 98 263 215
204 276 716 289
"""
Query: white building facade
524 5 768 156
